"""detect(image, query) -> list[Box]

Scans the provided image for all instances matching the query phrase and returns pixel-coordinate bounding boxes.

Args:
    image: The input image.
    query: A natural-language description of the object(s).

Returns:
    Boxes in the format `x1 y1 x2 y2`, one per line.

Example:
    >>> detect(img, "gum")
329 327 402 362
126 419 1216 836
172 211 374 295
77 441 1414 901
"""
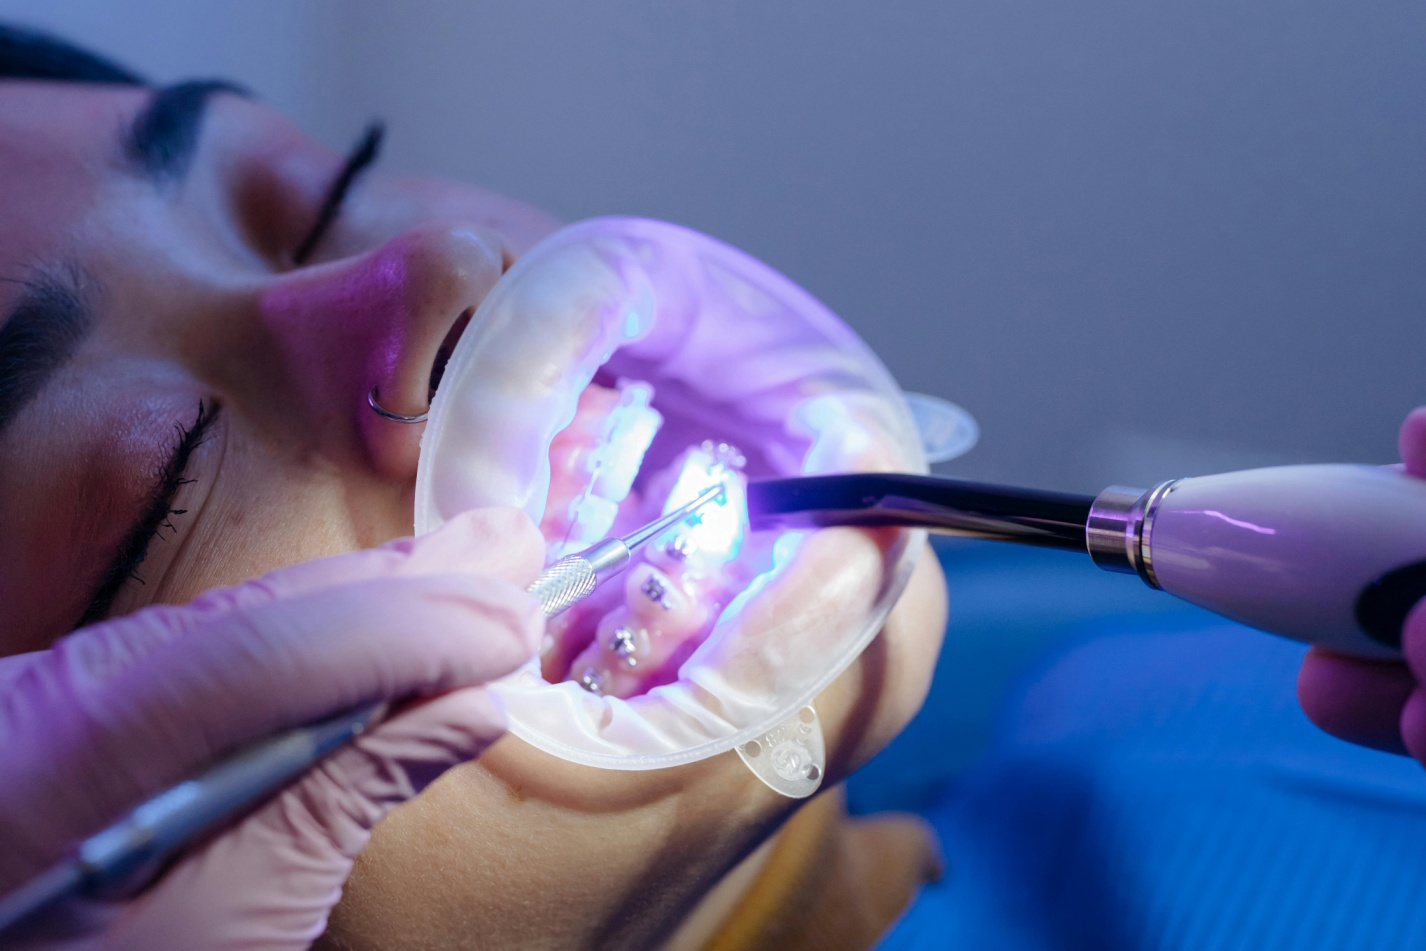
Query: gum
540 385 622 546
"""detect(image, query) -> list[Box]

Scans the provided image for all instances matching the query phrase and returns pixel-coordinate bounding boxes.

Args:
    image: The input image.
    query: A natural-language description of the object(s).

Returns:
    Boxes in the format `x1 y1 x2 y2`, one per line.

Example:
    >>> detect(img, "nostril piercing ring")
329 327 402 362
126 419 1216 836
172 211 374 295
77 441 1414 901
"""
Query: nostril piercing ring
367 386 429 424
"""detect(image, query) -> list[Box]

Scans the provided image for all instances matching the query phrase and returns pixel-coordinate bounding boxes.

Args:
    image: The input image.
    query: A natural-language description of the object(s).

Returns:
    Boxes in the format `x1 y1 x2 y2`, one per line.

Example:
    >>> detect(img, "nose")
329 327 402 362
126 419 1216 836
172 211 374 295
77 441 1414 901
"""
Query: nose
258 224 507 479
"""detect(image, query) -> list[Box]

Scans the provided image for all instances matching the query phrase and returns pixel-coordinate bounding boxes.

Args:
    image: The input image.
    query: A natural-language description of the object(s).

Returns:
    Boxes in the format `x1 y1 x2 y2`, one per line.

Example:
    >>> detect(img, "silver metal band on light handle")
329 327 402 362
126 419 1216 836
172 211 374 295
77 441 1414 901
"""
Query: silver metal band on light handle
1086 479 1180 589
367 386 429 424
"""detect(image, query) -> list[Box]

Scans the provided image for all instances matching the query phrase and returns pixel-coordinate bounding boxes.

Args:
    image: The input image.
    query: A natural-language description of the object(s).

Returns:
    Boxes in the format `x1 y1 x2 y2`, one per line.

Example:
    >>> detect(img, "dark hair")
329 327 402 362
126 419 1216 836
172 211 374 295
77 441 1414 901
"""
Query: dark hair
0 23 144 85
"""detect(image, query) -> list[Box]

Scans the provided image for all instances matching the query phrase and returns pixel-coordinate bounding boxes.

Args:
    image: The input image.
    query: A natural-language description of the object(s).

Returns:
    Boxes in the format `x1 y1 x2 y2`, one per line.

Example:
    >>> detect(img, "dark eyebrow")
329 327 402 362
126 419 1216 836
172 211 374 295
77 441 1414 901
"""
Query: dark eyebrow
0 269 93 439
123 79 248 183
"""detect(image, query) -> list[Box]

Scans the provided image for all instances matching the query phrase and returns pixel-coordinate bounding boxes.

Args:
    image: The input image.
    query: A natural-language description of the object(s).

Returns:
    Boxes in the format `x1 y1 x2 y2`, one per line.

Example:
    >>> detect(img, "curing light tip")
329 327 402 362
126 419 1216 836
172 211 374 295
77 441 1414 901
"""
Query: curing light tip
622 484 725 553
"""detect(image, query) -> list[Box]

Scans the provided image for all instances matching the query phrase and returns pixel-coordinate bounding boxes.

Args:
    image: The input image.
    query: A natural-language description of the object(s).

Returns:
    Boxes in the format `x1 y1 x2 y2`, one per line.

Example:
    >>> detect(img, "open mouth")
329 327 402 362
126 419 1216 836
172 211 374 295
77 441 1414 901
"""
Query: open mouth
426 305 775 701
413 217 925 771
535 379 761 698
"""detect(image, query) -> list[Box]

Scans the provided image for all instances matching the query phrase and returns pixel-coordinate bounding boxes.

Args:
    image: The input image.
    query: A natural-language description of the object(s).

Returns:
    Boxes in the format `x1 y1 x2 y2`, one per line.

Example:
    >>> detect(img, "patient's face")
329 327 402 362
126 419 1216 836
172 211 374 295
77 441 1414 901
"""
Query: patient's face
0 79 947 948
0 80 558 653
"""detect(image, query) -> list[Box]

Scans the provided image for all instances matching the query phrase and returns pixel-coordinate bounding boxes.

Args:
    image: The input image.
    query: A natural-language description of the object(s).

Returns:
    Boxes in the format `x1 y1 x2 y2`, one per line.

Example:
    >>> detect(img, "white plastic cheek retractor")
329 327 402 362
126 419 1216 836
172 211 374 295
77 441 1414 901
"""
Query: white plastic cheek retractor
415 217 929 797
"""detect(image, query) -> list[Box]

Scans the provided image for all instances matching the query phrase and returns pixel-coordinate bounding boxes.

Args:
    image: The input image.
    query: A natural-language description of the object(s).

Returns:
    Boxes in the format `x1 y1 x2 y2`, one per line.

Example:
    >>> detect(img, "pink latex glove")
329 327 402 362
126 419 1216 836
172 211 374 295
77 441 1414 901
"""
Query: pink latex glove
0 507 544 950
1298 407 1426 758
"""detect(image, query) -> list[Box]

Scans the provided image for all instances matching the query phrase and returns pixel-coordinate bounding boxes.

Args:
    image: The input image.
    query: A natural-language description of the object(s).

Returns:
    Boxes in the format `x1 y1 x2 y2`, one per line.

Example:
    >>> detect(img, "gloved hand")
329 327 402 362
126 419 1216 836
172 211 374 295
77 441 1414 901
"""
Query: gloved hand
1298 407 1426 758
0 506 545 951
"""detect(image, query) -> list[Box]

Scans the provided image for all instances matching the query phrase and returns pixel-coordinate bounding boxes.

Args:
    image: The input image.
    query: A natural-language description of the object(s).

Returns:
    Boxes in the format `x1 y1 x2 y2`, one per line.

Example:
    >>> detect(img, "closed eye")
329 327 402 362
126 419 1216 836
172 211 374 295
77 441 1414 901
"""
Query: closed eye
292 121 385 265
79 401 219 626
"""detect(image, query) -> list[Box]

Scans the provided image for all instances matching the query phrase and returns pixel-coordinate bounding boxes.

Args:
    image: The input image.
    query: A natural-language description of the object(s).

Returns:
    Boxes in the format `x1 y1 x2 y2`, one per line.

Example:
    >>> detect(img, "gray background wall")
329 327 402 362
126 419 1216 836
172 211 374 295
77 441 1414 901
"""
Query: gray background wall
6 0 1423 492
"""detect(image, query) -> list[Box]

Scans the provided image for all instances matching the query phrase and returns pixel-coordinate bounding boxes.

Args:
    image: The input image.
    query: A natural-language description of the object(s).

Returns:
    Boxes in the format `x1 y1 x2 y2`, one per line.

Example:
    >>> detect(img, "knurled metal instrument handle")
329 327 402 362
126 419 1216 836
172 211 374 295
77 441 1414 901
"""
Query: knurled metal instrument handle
527 538 633 618
528 555 599 617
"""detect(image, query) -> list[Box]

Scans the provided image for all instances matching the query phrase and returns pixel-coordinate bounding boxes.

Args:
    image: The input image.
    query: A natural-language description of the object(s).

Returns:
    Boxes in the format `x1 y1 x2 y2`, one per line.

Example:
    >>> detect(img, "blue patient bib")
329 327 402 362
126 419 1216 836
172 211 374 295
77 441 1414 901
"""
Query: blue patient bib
877 623 1426 951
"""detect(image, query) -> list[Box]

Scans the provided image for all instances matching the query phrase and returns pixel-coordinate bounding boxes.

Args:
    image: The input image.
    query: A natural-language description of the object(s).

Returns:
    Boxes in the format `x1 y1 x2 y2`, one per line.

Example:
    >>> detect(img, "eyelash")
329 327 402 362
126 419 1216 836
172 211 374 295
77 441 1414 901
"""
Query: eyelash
291 120 385 265
79 401 219 626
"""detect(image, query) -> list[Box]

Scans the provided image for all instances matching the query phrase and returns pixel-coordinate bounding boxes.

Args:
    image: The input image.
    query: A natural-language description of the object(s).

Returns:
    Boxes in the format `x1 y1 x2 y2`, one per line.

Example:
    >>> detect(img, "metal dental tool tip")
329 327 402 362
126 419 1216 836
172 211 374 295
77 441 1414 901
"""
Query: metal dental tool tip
527 484 725 618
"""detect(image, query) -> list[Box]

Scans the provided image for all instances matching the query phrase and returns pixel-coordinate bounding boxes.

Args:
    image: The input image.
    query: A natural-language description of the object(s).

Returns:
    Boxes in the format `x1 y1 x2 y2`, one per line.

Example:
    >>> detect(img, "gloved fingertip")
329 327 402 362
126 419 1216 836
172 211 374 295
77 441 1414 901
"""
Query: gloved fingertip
507 588 547 658
1402 688 1426 764
1400 599 1426 681
1399 406 1426 477
356 688 511 793
430 575 545 672
1298 648 1412 754
399 507 546 586
433 685 510 739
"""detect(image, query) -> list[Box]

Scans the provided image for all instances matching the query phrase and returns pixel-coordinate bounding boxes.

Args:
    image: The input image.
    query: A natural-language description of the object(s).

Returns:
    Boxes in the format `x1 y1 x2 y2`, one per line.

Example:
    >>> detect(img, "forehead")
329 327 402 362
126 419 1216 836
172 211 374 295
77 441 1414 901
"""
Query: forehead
0 82 145 290
0 80 139 153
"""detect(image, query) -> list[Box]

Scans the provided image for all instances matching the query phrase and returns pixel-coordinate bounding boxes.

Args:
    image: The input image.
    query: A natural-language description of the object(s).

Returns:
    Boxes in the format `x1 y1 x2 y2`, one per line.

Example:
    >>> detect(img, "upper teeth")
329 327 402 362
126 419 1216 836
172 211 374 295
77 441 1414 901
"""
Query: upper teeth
553 380 663 557
414 233 654 534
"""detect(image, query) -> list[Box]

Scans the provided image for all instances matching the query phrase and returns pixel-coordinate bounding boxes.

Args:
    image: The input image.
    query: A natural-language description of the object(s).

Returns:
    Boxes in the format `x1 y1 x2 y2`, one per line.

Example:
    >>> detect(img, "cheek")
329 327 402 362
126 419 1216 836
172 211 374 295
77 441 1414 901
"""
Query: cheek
66 406 167 547
0 385 194 649
151 442 414 606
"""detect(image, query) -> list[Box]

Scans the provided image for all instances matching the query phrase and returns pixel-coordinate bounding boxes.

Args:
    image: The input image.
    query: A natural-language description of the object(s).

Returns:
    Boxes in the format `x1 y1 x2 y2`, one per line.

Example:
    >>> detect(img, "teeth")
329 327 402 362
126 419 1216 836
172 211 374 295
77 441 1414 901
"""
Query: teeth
551 380 662 557
540 385 615 546
560 495 622 554
652 442 749 569
589 382 661 501
661 535 691 563
577 667 607 696
637 568 675 612
567 562 713 699
559 444 751 698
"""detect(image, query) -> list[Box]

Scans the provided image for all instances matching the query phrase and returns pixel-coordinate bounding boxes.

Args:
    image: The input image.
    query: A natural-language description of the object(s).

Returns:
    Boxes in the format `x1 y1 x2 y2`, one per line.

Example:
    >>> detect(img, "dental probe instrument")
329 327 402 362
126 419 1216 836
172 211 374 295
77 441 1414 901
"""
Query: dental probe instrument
746 465 1426 658
0 487 724 938
529 484 725 614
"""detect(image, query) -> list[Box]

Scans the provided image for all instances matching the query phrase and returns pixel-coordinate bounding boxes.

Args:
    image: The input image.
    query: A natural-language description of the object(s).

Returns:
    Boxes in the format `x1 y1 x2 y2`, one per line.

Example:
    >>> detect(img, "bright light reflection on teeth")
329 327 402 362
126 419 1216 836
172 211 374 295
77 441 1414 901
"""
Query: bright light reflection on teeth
591 382 661 500
659 442 748 566
567 495 619 542
556 380 662 555
569 448 748 698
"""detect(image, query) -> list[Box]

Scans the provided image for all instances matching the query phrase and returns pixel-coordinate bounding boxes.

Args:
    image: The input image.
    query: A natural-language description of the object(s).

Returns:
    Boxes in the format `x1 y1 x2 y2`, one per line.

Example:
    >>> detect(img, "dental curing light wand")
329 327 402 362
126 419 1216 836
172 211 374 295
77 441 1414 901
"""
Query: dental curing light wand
747 465 1426 659
0 487 723 937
